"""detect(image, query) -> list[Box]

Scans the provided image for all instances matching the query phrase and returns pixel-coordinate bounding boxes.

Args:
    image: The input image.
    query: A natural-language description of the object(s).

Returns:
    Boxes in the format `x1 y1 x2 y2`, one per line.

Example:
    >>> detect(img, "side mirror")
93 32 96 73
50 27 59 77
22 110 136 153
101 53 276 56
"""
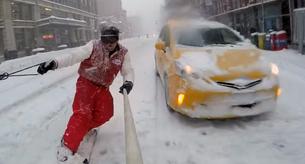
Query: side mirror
155 41 165 51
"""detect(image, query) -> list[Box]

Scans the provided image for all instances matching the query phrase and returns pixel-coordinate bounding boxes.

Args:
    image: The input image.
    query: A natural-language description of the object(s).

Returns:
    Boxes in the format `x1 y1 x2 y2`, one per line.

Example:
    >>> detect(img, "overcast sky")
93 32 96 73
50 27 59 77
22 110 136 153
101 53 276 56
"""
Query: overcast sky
121 0 164 34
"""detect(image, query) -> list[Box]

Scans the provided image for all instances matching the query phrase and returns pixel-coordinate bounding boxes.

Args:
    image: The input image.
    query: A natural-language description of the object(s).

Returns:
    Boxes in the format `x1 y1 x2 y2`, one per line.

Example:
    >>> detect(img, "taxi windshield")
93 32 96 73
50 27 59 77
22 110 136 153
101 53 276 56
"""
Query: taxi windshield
175 27 242 47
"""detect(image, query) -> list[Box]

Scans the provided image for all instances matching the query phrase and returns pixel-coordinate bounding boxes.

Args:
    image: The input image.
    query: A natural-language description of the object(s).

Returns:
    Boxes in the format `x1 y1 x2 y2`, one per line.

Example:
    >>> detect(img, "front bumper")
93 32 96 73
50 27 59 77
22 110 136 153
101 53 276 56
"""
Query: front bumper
174 90 277 118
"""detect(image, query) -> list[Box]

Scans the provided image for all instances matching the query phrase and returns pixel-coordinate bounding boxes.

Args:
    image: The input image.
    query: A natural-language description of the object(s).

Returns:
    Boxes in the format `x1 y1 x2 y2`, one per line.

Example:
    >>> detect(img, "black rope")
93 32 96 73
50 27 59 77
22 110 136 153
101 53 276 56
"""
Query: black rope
9 63 43 75
10 74 39 77
0 72 9 80
0 62 44 80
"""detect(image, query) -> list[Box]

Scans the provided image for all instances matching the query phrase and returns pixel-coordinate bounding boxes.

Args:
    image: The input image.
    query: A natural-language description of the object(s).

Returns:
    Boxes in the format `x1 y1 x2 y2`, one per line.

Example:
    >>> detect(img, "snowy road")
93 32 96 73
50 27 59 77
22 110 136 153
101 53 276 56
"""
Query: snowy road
0 37 305 164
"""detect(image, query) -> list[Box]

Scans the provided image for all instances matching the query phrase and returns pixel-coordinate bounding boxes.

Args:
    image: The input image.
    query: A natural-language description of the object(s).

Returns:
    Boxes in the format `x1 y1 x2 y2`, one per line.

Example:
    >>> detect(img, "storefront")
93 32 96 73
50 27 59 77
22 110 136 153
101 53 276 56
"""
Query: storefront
39 25 80 50
37 16 87 50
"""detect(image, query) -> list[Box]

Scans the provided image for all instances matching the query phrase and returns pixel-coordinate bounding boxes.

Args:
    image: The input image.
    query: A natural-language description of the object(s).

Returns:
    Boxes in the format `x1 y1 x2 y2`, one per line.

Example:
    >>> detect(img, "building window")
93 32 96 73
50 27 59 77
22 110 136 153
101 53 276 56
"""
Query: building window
54 0 65 5
84 17 90 26
86 30 91 41
53 10 67 18
300 0 305 7
40 7 52 18
11 2 33 20
14 28 35 52
294 0 305 8
0 1 3 19
15 28 26 51
73 14 81 20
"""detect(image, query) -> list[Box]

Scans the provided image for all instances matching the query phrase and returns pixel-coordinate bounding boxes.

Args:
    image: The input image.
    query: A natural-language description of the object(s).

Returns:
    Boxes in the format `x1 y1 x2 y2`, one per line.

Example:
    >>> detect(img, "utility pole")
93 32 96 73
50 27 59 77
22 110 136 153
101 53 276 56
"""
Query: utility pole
261 0 265 32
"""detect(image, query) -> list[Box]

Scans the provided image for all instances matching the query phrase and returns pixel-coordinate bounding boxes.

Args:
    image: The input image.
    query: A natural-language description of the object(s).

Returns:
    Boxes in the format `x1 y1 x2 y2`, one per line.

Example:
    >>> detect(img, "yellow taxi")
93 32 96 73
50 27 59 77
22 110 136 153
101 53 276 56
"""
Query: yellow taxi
155 19 281 118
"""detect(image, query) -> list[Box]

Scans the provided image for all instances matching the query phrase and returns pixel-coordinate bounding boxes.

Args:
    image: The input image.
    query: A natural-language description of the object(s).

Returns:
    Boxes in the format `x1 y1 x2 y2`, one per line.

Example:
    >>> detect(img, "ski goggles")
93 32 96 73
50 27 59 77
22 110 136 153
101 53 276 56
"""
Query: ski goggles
101 35 119 44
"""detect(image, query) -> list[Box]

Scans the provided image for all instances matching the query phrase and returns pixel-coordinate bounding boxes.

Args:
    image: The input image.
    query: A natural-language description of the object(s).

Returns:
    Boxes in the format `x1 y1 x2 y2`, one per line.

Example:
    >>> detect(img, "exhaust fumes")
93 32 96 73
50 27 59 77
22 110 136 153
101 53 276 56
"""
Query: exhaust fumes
162 0 207 22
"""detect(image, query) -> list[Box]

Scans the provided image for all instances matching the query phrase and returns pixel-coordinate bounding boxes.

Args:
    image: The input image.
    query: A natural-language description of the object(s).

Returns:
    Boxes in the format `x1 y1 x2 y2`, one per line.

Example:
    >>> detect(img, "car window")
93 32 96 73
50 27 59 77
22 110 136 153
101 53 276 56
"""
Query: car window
176 27 242 47
176 28 204 47
220 28 242 44
159 26 170 47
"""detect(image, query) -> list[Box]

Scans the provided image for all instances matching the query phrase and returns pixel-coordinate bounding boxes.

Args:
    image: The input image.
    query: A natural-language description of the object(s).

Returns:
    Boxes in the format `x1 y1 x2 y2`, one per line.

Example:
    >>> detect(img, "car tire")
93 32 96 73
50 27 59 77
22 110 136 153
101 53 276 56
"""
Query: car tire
154 56 160 77
156 69 160 77
155 65 160 77
164 75 174 112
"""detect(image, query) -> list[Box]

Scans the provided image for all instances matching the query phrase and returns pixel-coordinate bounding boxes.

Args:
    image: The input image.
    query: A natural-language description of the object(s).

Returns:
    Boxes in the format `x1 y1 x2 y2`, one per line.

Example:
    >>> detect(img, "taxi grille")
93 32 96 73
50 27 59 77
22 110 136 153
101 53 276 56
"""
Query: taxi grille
216 79 262 90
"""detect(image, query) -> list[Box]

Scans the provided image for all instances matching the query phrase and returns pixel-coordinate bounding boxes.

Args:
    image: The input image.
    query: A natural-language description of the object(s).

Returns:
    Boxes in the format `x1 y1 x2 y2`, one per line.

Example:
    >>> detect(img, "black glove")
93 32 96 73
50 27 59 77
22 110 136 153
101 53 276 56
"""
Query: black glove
37 60 57 75
119 81 133 95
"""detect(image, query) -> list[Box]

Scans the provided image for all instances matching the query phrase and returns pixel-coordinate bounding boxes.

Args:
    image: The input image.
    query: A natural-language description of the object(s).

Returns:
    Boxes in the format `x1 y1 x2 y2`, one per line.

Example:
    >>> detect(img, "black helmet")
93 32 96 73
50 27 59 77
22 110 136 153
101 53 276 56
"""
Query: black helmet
101 26 119 43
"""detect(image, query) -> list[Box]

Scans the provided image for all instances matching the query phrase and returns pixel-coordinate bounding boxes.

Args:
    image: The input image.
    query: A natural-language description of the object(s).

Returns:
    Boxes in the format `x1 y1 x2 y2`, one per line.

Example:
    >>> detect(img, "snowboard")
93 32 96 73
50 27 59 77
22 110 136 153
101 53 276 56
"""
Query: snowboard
77 129 98 164
58 129 98 164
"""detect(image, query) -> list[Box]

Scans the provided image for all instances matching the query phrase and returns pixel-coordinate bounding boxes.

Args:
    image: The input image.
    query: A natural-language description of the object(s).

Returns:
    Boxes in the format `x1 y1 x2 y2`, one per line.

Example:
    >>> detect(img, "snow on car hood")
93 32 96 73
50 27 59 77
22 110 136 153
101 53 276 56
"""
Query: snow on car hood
176 47 271 81
176 51 224 77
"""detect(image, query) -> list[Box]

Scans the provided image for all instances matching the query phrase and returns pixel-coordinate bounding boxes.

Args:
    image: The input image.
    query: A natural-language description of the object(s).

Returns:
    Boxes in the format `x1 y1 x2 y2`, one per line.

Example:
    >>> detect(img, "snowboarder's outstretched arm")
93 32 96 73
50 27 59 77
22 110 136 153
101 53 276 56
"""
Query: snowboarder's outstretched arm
55 41 93 69
119 53 134 94
37 41 94 74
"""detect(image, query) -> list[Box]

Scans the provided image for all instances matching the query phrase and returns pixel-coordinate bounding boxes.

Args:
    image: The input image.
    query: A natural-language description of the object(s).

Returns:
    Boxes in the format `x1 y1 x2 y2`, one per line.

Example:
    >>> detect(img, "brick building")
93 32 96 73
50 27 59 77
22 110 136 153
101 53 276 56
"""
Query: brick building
0 0 99 61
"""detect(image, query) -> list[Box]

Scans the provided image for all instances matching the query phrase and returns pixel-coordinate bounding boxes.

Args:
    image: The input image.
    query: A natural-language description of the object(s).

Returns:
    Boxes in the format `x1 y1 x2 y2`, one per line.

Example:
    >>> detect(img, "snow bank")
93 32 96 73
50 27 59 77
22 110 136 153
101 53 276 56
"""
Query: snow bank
32 47 45 52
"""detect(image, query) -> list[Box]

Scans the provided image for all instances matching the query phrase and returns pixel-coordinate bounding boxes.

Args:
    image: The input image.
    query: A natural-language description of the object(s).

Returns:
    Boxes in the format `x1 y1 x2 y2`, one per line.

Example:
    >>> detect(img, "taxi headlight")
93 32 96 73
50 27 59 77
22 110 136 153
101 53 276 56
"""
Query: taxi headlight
276 88 282 97
271 63 279 75
177 93 185 106
176 64 192 77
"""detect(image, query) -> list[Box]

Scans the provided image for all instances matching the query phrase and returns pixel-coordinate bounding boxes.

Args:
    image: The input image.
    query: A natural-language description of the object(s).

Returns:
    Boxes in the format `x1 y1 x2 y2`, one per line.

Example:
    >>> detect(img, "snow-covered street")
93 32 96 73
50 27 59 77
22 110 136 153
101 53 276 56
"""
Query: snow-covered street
1 37 305 164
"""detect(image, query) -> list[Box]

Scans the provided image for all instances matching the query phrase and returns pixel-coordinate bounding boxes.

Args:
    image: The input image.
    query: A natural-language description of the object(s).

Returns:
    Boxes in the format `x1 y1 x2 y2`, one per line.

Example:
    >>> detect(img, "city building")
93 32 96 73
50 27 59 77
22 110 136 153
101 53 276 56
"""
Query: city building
163 0 305 44
201 0 305 41
0 0 99 61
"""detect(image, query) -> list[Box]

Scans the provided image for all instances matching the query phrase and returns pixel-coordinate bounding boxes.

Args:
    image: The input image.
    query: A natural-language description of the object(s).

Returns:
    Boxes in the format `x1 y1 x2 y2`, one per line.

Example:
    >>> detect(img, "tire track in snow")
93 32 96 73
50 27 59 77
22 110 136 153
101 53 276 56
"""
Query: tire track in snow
0 72 38 93
3 105 72 164
0 71 77 116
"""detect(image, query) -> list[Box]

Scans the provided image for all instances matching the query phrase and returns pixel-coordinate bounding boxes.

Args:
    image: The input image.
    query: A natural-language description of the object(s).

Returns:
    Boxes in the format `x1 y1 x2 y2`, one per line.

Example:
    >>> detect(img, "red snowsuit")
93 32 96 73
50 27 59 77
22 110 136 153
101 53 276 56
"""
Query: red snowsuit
54 40 133 153
64 76 113 152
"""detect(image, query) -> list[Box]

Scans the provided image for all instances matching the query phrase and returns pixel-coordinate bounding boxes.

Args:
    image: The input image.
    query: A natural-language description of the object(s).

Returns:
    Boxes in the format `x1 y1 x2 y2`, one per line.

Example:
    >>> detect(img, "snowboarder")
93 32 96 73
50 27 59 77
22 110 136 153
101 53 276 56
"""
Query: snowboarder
37 26 134 163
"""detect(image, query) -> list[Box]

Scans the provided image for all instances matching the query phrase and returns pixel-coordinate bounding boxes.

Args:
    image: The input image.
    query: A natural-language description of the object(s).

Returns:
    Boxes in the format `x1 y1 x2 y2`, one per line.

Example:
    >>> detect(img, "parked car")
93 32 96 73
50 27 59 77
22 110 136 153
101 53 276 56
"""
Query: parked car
57 44 68 50
155 19 281 118
31 47 46 54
